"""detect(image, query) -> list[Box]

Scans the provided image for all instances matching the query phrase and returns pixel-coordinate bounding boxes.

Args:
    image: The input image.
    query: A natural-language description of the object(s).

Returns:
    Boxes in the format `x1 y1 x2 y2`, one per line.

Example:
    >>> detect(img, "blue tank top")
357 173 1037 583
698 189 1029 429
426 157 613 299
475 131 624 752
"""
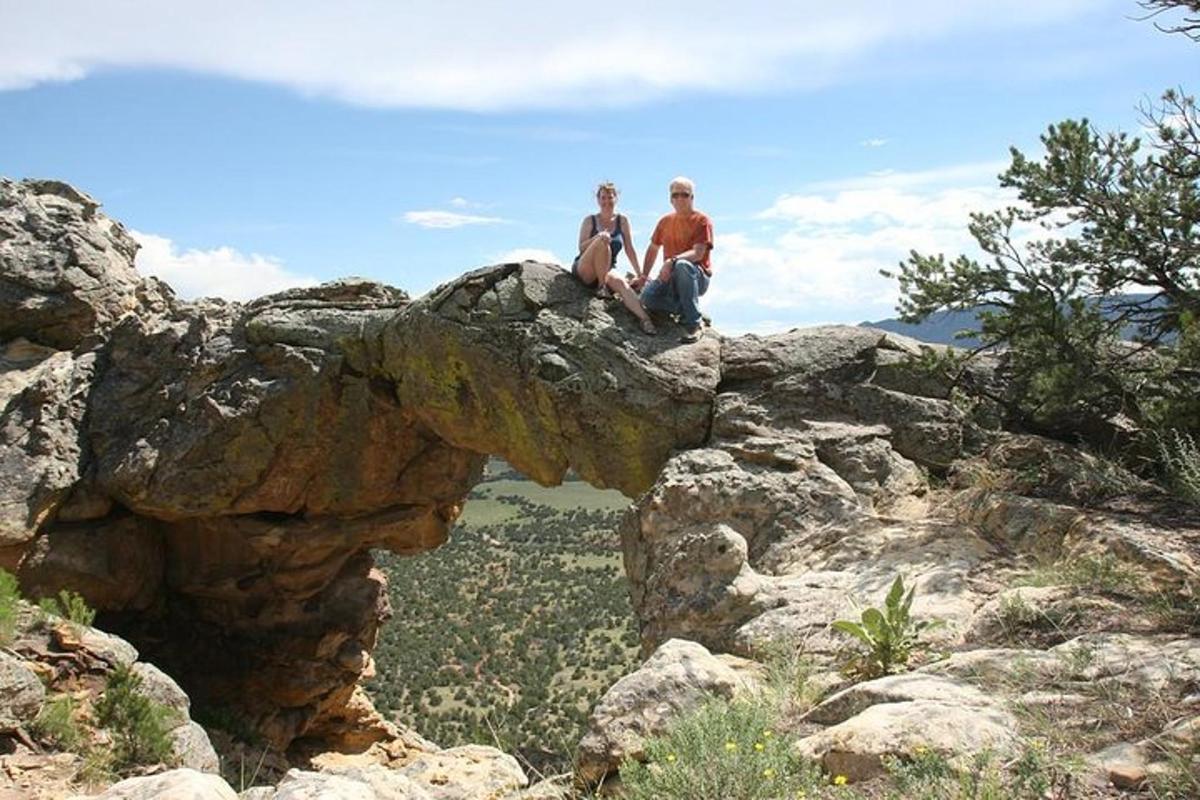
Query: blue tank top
591 214 623 266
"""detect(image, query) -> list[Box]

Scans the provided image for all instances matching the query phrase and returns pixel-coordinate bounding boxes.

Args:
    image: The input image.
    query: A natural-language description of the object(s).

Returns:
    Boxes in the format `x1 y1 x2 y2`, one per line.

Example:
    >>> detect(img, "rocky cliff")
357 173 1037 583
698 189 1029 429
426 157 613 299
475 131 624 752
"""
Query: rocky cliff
2 177 1197 797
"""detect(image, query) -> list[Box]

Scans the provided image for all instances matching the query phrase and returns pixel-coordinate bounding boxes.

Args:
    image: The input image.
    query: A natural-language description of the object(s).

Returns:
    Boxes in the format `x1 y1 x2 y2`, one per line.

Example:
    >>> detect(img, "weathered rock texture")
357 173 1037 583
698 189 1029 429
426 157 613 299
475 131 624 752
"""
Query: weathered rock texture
0 178 719 753
5 177 1199 796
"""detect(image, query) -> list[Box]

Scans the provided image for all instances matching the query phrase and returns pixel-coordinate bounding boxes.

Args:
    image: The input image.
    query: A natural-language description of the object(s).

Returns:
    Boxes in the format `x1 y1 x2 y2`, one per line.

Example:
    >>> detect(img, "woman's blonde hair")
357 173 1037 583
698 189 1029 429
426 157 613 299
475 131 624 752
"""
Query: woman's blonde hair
596 181 619 198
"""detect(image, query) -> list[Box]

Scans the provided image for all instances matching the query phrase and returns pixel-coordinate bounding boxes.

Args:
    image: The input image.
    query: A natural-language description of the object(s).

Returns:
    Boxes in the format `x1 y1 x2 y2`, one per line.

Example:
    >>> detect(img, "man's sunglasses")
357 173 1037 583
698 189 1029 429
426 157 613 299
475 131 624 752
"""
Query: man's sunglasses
671 192 692 198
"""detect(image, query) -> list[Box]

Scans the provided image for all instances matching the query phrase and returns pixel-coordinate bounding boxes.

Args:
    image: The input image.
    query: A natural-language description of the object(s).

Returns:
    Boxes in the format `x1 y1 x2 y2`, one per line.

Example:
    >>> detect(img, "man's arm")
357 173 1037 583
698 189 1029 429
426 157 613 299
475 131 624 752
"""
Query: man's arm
656 242 711 282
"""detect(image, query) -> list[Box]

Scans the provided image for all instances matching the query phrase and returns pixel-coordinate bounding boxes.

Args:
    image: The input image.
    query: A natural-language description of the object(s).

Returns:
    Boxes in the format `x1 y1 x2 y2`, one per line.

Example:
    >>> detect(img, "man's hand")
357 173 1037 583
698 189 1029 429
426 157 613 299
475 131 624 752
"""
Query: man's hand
657 257 674 284
629 274 646 291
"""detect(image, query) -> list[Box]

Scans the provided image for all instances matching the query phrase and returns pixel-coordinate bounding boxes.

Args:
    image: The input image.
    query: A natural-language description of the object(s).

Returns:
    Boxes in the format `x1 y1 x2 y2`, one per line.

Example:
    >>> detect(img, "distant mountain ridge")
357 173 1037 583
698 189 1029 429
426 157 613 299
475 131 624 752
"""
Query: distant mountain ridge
860 308 986 346
862 294 1164 346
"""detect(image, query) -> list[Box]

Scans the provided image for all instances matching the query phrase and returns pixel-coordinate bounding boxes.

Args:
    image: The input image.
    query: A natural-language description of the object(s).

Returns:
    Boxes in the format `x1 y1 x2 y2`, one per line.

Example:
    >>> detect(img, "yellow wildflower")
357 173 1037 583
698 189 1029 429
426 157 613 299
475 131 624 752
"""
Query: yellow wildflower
724 741 738 752
763 730 774 738
914 745 929 756
833 774 849 786
754 742 765 752
763 768 776 779
666 753 676 763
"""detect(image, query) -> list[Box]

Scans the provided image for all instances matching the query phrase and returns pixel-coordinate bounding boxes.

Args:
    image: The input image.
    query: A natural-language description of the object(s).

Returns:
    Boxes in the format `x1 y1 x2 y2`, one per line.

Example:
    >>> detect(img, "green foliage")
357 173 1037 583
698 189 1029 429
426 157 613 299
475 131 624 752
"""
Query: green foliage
31 694 84 752
882 742 1073 800
617 697 822 800
884 89 1200 440
38 588 96 628
365 467 639 775
0 568 19 646
94 664 176 773
1156 428 1200 504
832 576 940 678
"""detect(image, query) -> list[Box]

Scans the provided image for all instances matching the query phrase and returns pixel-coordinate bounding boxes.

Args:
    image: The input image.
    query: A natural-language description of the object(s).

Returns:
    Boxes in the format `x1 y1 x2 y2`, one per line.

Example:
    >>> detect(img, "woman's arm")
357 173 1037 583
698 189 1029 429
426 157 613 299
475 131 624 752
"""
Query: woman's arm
621 216 640 274
577 215 609 253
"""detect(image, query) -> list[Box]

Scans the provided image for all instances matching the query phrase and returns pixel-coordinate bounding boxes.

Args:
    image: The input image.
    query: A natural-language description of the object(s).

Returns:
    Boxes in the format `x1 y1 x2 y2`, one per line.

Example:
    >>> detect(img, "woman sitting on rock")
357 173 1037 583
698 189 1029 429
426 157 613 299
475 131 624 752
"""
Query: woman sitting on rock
572 182 657 335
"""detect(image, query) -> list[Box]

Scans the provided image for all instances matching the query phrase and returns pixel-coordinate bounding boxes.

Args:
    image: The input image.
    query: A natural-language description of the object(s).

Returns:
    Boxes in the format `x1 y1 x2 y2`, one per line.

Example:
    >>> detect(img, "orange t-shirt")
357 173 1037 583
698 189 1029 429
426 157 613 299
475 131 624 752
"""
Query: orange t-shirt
651 211 714 275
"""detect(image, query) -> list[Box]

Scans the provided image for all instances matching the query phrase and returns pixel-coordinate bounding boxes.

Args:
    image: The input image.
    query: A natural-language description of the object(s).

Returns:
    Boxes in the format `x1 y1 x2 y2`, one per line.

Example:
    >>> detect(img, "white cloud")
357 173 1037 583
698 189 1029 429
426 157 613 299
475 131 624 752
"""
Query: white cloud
860 138 889 147
706 164 1016 325
402 210 507 229
132 231 318 301
493 248 563 265
0 1 1099 110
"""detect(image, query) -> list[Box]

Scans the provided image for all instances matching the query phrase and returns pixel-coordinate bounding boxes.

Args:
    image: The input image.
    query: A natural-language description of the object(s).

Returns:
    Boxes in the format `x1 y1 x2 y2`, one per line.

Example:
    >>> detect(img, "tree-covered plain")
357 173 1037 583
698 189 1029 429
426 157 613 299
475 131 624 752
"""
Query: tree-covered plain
365 461 639 775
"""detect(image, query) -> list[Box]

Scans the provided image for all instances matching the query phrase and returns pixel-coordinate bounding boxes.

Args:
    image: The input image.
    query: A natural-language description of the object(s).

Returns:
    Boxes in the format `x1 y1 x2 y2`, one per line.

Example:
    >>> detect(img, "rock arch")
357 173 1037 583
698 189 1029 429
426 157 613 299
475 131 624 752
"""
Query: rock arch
1 178 982 754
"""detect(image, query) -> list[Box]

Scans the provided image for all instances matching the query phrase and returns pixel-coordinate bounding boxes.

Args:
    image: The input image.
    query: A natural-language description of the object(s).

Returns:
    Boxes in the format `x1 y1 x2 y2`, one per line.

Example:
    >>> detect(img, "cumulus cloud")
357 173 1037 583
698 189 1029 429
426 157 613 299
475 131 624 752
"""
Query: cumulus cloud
0 0 1099 110
132 231 318 300
402 210 507 229
706 162 1015 328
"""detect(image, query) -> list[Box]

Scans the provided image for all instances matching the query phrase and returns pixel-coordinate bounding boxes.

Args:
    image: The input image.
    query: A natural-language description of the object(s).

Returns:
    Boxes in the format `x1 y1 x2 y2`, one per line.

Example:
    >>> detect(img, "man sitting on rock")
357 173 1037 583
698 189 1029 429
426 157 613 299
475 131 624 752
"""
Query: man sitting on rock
633 176 714 343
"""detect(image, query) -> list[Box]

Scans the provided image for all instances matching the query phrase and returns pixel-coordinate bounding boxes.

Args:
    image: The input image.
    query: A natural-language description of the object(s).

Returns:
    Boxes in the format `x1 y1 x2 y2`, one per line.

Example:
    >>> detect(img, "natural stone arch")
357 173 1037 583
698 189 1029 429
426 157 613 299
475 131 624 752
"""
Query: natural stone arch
0 178 987 755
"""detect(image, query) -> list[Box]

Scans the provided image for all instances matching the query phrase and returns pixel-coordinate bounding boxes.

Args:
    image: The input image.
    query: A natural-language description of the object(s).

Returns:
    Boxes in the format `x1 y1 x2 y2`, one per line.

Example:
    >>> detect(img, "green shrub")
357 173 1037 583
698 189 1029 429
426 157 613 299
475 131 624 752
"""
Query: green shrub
0 569 19 645
617 697 822 800
94 664 176 772
38 588 96 627
1156 429 1200 505
833 576 940 678
31 694 84 752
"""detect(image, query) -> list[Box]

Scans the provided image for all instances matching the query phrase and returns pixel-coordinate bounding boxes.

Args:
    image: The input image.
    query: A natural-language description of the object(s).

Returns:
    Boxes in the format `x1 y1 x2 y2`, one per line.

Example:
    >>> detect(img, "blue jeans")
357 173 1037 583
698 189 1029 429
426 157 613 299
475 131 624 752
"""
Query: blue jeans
641 260 709 328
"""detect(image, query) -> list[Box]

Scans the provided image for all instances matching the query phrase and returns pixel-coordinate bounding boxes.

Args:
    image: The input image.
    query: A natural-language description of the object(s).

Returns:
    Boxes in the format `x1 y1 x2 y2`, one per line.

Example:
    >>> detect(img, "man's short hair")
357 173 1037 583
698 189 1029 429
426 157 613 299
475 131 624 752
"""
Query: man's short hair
669 176 695 195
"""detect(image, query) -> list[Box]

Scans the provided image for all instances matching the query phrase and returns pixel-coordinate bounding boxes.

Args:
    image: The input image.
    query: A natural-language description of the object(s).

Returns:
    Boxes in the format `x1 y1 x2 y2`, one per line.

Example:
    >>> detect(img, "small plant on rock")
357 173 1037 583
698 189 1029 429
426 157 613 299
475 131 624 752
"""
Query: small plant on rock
31 694 84 752
617 696 821 800
1156 429 1200 505
833 576 940 679
0 568 19 645
38 588 96 628
94 664 176 773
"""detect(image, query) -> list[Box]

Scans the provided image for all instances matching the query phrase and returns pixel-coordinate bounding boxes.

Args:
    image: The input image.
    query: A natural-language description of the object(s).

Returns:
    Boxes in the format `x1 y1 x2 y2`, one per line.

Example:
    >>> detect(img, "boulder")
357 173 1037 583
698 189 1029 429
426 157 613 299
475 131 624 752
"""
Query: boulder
575 639 761 786
266 767 433 800
793 698 1018 782
399 745 527 800
0 650 45 728
0 178 163 351
70 768 237 800
0 344 95 547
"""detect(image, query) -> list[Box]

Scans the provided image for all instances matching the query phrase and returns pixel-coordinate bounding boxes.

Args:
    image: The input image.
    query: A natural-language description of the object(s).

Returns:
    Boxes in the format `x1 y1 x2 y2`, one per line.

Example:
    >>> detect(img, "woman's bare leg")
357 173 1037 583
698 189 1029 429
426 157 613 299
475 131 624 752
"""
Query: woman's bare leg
607 274 655 330
576 237 610 291
589 242 614 296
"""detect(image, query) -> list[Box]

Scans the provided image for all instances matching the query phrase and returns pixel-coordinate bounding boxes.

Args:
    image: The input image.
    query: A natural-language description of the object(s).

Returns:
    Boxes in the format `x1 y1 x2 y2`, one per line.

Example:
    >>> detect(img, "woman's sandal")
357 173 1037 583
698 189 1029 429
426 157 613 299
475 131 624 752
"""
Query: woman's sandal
639 318 658 336
596 285 615 300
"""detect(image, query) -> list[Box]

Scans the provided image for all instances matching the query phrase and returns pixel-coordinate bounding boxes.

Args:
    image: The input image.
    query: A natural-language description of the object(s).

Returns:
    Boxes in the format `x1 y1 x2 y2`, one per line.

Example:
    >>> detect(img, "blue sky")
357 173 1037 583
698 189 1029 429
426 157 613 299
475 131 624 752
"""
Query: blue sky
1 0 1195 334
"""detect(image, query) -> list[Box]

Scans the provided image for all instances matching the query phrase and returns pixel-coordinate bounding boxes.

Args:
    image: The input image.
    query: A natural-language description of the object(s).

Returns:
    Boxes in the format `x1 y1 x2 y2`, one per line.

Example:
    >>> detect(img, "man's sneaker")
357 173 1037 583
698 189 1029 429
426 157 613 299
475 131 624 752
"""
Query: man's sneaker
701 314 712 328
680 325 703 343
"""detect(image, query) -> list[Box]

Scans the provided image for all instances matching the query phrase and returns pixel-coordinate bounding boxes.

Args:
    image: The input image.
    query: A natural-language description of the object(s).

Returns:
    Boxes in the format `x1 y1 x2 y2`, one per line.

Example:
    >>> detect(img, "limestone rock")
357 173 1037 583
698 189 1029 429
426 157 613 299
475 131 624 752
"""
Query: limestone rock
801 673 994 726
399 745 526 800
0 650 45 728
170 720 221 774
0 178 158 351
16 512 164 611
381 262 719 496
575 639 761 786
0 343 95 546
266 767 433 800
70 768 237 800
793 699 1018 782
